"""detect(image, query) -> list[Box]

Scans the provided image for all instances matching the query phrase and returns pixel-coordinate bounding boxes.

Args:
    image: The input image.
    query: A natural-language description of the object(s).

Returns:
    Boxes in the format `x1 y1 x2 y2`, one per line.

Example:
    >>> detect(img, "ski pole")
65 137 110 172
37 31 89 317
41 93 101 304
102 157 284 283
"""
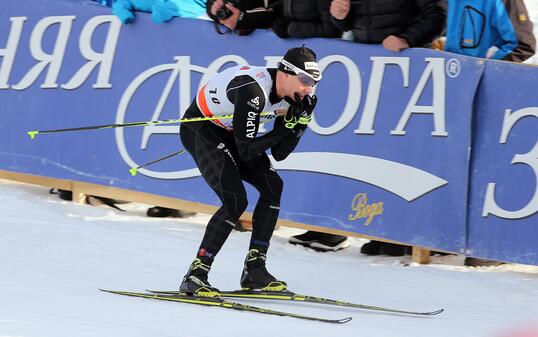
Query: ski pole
27 112 275 139
129 149 187 176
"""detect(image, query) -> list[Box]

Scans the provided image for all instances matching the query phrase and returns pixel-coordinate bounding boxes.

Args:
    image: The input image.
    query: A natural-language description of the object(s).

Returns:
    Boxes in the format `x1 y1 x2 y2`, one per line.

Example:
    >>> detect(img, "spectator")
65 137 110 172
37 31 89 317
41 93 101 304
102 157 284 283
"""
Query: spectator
206 0 282 35
271 0 342 39
444 0 536 62
330 0 446 51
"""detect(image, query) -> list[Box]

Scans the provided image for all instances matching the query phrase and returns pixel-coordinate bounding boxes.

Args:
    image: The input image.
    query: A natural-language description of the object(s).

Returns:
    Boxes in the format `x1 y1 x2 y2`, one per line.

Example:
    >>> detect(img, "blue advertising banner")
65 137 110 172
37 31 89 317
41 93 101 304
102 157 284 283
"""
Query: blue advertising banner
1 0 484 254
467 61 538 265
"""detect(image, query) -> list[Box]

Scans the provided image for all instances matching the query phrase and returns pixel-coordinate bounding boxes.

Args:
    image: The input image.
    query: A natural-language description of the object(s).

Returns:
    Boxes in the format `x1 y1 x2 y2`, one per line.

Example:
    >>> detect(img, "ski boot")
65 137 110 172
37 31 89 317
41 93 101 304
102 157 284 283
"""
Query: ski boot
240 249 287 292
179 258 220 297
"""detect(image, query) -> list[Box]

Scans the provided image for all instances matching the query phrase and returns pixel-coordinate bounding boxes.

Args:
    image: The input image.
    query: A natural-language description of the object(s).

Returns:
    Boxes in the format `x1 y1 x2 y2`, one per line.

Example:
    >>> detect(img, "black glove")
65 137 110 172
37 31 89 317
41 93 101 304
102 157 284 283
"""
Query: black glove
272 16 290 38
271 114 294 137
283 92 317 130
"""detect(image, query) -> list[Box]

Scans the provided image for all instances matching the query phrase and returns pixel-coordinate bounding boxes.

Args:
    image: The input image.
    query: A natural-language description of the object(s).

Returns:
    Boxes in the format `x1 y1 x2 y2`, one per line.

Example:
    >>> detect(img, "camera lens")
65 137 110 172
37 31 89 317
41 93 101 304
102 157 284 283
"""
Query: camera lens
216 7 230 20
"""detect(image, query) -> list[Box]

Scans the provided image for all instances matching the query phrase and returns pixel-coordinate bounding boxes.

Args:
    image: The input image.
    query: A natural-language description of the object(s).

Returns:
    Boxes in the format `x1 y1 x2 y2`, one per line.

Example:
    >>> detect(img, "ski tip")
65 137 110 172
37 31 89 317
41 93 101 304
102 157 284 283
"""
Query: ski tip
337 317 353 324
416 308 444 316
430 308 445 315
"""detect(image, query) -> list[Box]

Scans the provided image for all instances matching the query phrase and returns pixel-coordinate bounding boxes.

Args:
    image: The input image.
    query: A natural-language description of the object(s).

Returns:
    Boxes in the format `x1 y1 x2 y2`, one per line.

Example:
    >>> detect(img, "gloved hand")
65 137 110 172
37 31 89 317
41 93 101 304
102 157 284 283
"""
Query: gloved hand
283 92 317 130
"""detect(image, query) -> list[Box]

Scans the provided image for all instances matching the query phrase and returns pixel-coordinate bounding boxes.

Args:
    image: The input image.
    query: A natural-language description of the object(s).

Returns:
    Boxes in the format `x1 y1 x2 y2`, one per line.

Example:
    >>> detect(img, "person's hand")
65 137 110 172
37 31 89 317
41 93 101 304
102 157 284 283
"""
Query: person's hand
210 0 241 30
330 0 350 20
485 46 500 59
382 35 410 52
210 0 224 16
283 93 317 129
431 37 446 51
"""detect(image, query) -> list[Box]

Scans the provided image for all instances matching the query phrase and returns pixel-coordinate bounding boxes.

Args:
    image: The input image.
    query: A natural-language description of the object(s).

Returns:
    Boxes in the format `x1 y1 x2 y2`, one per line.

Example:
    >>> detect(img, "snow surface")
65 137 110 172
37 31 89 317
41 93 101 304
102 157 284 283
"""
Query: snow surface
1 3 537 337
1 179 537 337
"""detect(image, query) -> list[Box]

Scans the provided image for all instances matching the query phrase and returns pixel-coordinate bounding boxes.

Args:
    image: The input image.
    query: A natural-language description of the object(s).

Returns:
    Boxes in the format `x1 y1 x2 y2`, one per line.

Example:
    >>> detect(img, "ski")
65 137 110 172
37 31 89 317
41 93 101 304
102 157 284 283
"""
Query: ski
99 289 352 324
147 289 444 316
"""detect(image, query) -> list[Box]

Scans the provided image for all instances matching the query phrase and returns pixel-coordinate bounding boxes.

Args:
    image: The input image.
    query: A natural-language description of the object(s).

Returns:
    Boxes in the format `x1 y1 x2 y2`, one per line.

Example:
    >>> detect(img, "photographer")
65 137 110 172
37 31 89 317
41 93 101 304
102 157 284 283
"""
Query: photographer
207 0 282 34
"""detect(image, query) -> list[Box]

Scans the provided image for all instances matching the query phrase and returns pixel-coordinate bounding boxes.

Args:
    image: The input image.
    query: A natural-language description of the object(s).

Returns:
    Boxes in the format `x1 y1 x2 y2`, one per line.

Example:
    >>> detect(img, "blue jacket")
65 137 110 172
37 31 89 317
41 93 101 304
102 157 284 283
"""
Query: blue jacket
113 0 205 24
445 0 535 62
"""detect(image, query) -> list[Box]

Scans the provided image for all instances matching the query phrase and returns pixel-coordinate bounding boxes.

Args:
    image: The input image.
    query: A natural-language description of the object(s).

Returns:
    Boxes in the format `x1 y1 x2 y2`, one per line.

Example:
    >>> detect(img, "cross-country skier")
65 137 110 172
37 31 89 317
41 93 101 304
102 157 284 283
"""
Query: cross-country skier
179 46 321 296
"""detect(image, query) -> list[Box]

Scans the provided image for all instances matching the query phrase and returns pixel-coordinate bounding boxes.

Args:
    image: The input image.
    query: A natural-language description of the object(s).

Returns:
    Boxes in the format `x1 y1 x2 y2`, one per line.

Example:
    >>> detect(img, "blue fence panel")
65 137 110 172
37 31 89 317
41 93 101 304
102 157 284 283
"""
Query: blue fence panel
1 0 486 254
467 60 538 265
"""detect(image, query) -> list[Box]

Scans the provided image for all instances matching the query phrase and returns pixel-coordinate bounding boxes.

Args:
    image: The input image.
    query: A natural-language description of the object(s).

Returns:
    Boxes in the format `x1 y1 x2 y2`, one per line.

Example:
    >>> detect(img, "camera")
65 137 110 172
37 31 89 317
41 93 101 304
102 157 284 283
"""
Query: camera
215 0 240 20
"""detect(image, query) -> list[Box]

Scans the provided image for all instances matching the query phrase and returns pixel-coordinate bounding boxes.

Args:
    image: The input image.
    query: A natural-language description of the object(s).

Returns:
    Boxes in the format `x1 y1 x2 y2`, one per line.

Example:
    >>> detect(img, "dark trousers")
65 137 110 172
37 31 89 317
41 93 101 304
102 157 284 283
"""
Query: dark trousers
180 101 283 261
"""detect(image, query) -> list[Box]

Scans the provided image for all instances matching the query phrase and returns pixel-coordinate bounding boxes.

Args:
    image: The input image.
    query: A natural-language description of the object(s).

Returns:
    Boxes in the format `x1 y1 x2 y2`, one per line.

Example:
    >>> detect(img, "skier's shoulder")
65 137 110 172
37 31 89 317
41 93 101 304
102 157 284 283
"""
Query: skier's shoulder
224 66 271 98
228 65 271 88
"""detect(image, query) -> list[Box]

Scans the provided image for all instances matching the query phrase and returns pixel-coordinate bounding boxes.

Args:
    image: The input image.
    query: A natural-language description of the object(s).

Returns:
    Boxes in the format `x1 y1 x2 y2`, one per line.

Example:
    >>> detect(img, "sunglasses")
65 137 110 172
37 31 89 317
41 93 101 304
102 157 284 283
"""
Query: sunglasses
281 59 322 87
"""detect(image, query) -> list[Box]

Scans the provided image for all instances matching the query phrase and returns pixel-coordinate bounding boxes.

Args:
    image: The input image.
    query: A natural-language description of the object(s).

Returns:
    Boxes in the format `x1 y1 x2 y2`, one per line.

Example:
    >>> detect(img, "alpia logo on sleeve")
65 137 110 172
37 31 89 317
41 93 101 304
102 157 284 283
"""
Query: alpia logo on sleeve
247 96 260 109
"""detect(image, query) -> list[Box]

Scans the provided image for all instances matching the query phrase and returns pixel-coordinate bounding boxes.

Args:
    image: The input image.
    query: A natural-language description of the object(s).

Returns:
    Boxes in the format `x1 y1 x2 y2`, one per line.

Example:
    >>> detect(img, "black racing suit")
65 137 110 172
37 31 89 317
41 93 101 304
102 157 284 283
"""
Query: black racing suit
180 68 303 262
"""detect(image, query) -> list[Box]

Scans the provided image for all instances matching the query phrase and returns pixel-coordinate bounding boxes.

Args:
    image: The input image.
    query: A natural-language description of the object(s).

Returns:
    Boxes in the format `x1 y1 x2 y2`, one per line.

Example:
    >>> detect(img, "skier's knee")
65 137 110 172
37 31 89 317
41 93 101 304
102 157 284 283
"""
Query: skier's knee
224 193 248 220
260 174 283 205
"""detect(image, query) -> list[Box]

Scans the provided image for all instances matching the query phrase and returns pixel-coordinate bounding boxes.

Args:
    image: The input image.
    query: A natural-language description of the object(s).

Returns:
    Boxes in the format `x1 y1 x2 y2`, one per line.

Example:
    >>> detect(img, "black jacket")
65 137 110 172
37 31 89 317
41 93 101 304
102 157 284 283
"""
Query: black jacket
272 0 342 38
331 0 446 47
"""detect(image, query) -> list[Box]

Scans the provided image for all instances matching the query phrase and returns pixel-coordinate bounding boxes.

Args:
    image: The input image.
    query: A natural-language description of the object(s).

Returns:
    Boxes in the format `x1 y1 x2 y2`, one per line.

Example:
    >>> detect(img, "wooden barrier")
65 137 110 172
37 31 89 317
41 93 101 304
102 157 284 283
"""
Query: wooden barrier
0 169 433 263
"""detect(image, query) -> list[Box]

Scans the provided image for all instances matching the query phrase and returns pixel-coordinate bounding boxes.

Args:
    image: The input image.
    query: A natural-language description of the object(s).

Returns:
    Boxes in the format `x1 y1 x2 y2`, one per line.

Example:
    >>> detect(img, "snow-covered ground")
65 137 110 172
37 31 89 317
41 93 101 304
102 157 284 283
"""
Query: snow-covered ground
1 179 537 337
0 3 536 337
525 0 538 64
